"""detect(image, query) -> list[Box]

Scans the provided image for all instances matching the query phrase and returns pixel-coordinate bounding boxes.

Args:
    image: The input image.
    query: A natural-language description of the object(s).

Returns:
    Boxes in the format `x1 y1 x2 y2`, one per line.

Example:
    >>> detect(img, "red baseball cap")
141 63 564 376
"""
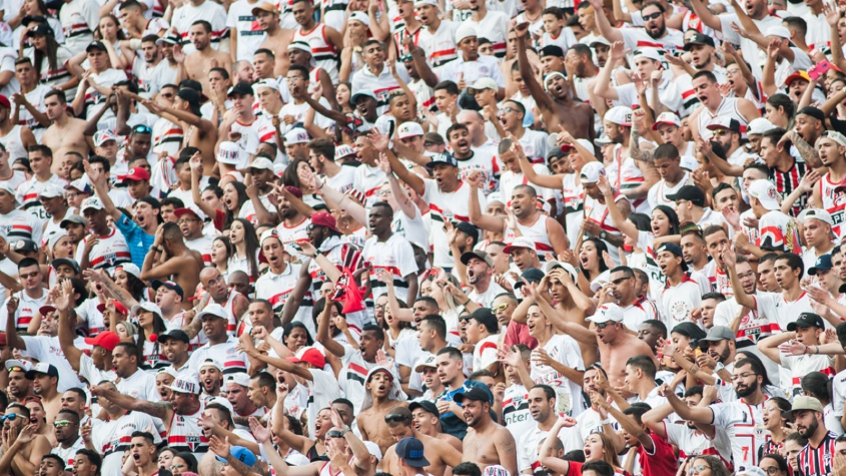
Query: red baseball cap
310 212 339 233
96 301 128 316
286 347 326 368
0 95 11 110
84 331 121 351
119 167 151 182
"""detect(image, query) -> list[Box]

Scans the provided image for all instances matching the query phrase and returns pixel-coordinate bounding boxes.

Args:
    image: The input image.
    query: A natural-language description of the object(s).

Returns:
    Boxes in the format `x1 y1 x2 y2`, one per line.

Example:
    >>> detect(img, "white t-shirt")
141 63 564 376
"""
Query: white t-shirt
20 335 85 391
530 334 585 416
226 0 267 61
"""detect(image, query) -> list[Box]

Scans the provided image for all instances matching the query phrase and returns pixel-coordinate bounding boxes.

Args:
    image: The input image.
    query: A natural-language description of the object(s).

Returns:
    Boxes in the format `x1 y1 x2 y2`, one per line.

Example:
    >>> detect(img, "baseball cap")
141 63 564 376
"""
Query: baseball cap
633 47 663 61
808 254 834 276
349 11 370 26
200 359 223 372
37 183 63 199
284 127 310 145
252 78 279 92
251 2 279 15
586 303 624 324
425 152 459 169
822 130 846 147
176 88 202 115
197 303 228 321
467 77 498 95
117 263 141 279
656 242 684 259
286 346 326 368
667 185 706 207
335 144 356 160
651 112 681 130
579 161 606 184
25 362 58 379
413 355 437 373
747 179 780 211
217 142 242 165
5 359 33 373
604 106 632 126
543 260 579 282
156 32 182 45
396 437 430 468
787 312 825 331
46 230 68 251
169 375 201 394
466 307 498 330
248 157 275 172
215 446 257 467
60 214 87 228
684 33 715 50
798 209 833 227
173 206 205 221
152 280 185 299
93 129 118 147
225 372 251 388
26 24 54 37
287 41 312 55
503 237 536 254
589 37 611 47
700 325 736 342
351 90 378 104
785 71 811 87
706 116 741 133
65 179 92 195
747 118 777 135
13 239 38 253
311 211 339 233
80 197 104 212
96 301 128 316
408 400 440 417
86 40 106 52
208 396 234 413
51 258 80 274
540 45 565 58
398 122 424 139
120 167 150 183
513 267 545 290
766 25 792 39
784 396 823 418
560 139 596 156
83 331 121 351
228 82 254 97
454 386 493 404
460 250 493 267
131 302 163 318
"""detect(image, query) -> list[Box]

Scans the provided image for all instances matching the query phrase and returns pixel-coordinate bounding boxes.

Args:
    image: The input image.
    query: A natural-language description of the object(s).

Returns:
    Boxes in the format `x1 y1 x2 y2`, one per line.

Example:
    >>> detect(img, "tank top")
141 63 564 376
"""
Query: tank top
696 96 750 140
0 125 26 161
820 172 846 239
608 145 647 213
292 24 339 84
166 402 208 455
561 173 585 245
505 214 553 256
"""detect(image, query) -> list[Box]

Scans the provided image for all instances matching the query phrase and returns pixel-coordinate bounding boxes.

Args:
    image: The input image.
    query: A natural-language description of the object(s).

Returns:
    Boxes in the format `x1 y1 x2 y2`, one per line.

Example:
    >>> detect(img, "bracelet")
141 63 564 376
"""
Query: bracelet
814 345 819 355
151 246 161 253
462 298 471 306
599 419 611 425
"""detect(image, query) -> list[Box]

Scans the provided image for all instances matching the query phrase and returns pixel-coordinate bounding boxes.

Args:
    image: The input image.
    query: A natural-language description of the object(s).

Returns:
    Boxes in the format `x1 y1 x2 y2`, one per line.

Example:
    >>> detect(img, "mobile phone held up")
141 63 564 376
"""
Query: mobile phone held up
809 60 833 81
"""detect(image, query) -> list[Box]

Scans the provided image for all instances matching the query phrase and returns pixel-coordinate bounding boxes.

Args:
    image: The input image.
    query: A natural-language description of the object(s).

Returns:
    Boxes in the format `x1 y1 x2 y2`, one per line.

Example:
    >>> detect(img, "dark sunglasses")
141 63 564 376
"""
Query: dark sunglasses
327 430 345 438
384 414 409 424
642 11 662 20
133 125 152 134
0 414 18 422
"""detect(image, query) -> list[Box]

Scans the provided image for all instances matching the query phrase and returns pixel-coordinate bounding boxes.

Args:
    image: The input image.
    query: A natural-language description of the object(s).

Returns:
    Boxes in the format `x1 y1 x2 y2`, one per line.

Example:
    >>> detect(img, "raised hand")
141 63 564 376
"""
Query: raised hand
514 22 530 38
609 41 629 62
208 435 231 459
249 417 272 443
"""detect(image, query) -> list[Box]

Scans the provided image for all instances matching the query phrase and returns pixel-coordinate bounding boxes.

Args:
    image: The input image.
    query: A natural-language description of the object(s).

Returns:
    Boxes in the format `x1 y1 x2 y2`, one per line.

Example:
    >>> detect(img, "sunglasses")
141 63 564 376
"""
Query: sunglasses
384 414 409 424
19 272 39 279
492 302 510 312
327 430 345 438
611 277 630 285
595 322 614 329
0 414 17 422
53 420 73 428
7 366 22 372
642 11 662 20
133 125 152 134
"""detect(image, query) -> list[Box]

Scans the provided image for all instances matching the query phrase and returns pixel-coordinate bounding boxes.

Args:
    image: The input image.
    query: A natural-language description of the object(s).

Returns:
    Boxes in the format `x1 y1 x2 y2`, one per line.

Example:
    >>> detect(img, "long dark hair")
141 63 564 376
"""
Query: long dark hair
281 158 311 189
95 14 127 42
119 269 147 302
33 32 59 77
231 218 260 280
136 312 169 370
223 181 248 229
580 237 609 278
653 205 680 235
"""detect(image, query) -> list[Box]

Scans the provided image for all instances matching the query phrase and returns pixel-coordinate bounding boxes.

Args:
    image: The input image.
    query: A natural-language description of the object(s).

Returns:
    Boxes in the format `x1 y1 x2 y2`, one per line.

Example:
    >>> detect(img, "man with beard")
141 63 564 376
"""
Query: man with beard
559 365 620 451
184 303 247 375
680 230 711 282
758 313 832 399
457 387 518 475
24 364 61 427
92 376 208 459
662 358 768 470
252 4 291 77
565 44 600 105
604 266 659 332
590 0 684 53
49 409 83 471
517 385 569 474
595 46 672 111
810 132 846 239
382 406 462 476
130 35 162 104
157 329 191 375
784 396 837 476
689 72 760 143
458 250 505 309
663 34 726 117
515 23 594 142
642 388 733 466
6 360 35 404
196 267 249 332
273 185 310 246
139 222 203 303
89 380 162 476
1 404 52 476
178 21 231 97
199 359 224 400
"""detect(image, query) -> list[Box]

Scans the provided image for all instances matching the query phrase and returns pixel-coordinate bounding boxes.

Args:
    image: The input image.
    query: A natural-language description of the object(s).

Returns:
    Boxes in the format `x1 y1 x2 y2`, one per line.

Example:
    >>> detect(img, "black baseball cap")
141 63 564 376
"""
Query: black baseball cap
454 386 493 404
227 82 254 97
86 41 107 52
514 267 545 289
787 312 825 331
151 280 184 299
26 24 54 37
460 250 493 267
667 185 706 207
157 329 190 344
408 400 439 417
137 196 161 210
540 45 565 58
21 15 46 27
683 33 715 50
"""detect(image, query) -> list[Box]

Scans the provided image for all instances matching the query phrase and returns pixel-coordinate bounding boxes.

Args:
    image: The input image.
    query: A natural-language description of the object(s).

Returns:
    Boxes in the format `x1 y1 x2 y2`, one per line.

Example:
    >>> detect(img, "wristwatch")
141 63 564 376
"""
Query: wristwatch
339 428 351 437
598 231 608 240
714 362 725 372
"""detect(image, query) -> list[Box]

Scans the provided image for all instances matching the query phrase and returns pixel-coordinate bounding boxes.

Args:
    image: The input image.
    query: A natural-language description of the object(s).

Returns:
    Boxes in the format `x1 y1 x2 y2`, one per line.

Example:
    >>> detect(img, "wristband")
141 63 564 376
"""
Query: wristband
599 419 611 425
462 298 471 306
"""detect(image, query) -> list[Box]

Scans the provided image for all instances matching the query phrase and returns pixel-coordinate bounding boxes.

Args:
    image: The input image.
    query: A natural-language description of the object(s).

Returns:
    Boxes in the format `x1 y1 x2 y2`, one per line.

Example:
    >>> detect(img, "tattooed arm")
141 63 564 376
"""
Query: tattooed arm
784 130 823 169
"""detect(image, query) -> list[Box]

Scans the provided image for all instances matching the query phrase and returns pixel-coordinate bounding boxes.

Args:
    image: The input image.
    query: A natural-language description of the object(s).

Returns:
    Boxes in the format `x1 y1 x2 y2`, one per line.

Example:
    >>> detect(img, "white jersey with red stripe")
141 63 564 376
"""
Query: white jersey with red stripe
276 216 310 247
753 291 815 335
647 172 694 209
0 209 43 245
418 20 459 67
682 10 715 38
757 210 801 254
94 411 163 476
75 297 107 336
819 172 846 239
664 421 733 470
76 68 127 126
803 11 830 55
607 145 647 213
455 151 498 194
502 384 533 440
463 11 508 57
292 24 340 84
17 174 68 221
74 228 132 272
504 214 554 257
50 437 85 470
583 194 626 265
185 235 214 267
353 164 387 205
561 173 585 246
696 97 750 141
307 235 362 292
0 289 46 331
659 271 712 329
152 117 184 157
59 0 98 54
710 398 767 471
187 336 248 374
238 193 275 226
31 46 76 100
423 179 488 268
713 294 776 347
256 262 316 334
780 353 835 398
166 401 208 458
363 233 417 302
220 290 246 335
621 296 660 332
15 85 48 141
171 0 229 55
166 312 208 351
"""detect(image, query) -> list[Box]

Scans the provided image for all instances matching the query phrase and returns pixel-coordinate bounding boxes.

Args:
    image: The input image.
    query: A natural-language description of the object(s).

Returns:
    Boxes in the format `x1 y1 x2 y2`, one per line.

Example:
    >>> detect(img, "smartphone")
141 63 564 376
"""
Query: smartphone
809 60 833 81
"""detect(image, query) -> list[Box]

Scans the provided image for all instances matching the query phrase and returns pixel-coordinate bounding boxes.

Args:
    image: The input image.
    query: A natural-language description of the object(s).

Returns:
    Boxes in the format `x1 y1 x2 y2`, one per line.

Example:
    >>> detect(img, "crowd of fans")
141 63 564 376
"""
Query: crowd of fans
5 0 846 474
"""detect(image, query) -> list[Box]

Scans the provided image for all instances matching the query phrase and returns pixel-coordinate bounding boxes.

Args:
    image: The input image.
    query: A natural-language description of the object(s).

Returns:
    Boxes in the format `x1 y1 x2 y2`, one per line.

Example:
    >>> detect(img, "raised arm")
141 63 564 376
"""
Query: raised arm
467 171 505 232
85 160 123 221
756 331 793 364
597 175 638 241
55 282 82 372
89 384 171 420
593 41 627 101
515 22 554 114
316 296 347 358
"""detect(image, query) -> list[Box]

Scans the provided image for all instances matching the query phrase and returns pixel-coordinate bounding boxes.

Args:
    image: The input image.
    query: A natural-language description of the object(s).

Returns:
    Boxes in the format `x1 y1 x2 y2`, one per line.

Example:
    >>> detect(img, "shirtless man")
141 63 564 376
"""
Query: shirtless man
357 368 409 458
198 267 250 325
409 401 462 451
253 3 291 77
176 21 231 96
0 404 51 476
139 222 203 306
458 387 519 475
143 92 217 173
515 22 594 141
382 407 463 476
42 90 93 174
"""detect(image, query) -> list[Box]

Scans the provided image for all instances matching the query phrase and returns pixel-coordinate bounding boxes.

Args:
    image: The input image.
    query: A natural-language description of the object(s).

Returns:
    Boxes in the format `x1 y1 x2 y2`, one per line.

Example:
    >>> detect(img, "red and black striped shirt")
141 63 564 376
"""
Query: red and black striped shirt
768 160 808 217
798 430 838 476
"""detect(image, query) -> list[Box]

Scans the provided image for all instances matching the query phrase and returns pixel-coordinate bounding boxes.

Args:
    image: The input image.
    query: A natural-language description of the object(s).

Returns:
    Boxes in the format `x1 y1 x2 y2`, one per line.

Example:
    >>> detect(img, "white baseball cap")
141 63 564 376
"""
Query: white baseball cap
349 11 370 27
587 303 625 324
798 208 834 227
633 47 663 62
398 122 424 139
580 161 606 184
747 117 777 135
455 23 477 44
651 112 681 130
604 106 633 126
217 141 242 165
284 128 310 145
747 179 781 211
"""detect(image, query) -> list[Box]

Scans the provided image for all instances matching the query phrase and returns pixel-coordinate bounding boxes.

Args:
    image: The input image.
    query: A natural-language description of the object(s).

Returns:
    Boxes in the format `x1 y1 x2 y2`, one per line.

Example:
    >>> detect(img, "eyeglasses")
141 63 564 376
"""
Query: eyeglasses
731 372 758 382
132 125 152 134
0 414 18 422
385 414 410 423
501 107 517 114
761 467 781 475
170 464 186 470
688 464 711 475
642 11 662 20
53 420 72 428
611 277 630 285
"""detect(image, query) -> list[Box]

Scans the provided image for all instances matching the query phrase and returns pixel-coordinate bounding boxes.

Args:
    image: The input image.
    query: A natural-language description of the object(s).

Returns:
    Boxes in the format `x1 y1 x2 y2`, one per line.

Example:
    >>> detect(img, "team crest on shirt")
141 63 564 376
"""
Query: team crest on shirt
102 253 118 266
185 435 203 451
670 300 692 321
